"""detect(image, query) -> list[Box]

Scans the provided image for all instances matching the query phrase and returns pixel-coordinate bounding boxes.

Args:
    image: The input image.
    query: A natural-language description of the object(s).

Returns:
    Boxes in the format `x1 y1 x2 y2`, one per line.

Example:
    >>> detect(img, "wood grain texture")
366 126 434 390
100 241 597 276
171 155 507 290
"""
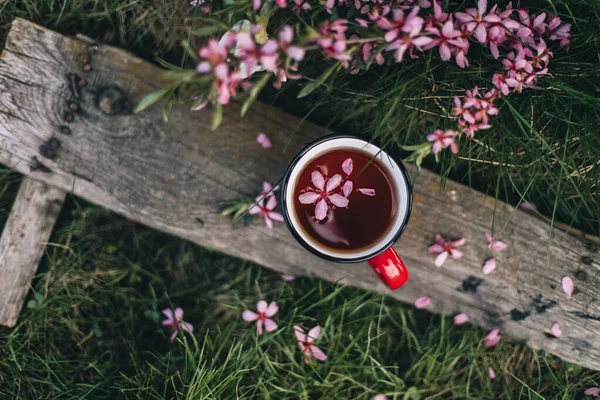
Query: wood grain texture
0 19 599 368
0 177 65 327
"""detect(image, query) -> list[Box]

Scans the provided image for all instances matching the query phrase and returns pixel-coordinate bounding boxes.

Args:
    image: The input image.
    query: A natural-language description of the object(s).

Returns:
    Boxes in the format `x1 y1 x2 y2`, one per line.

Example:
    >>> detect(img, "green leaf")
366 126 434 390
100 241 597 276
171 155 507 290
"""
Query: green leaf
297 63 340 98
241 74 271 117
212 102 223 130
134 88 170 114
190 25 222 37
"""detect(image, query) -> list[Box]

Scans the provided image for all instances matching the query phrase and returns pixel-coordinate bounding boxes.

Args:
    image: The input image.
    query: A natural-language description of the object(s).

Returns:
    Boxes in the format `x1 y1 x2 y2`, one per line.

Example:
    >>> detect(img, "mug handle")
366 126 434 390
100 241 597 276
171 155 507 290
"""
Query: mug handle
367 247 409 290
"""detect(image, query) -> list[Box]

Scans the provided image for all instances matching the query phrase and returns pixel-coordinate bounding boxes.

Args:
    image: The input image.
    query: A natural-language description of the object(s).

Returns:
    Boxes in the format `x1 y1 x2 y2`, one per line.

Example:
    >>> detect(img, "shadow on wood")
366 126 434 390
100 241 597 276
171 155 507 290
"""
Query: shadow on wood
0 19 599 369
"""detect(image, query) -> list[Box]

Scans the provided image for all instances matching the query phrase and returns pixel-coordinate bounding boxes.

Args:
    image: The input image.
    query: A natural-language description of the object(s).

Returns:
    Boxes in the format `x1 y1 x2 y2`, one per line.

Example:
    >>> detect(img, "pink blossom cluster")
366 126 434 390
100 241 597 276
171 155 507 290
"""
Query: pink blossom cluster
195 25 305 105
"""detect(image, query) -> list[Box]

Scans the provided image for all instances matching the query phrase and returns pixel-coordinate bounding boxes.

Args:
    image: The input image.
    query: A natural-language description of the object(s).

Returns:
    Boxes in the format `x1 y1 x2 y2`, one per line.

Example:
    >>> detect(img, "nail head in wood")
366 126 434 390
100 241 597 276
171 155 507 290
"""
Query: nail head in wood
581 256 593 265
64 112 74 122
69 102 80 112
82 63 92 72
59 125 71 135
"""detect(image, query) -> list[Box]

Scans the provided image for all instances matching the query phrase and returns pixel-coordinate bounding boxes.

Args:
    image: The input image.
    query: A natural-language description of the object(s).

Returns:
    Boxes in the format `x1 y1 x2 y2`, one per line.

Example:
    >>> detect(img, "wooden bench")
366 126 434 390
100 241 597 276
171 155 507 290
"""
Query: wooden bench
0 18 599 370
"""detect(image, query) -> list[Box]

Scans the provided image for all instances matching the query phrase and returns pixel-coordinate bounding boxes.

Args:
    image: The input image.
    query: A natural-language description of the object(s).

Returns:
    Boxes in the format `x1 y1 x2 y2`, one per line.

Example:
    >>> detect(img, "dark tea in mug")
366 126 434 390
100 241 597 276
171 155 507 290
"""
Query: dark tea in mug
292 149 397 252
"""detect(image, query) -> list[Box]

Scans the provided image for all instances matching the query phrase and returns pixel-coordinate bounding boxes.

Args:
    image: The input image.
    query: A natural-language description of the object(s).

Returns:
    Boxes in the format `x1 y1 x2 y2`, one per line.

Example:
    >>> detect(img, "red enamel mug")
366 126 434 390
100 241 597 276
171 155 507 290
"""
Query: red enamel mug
280 134 413 290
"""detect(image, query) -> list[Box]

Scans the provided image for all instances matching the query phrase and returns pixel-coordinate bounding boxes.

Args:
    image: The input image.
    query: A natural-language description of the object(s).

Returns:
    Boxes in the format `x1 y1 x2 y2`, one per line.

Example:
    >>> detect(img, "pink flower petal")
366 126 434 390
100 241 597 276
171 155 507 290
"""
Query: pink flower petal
256 132 272 148
265 301 279 317
562 276 574 299
482 258 497 275
279 25 294 43
374 396 389 400
584 387 600 396
486 233 508 251
449 249 463 260
315 198 328 221
358 188 376 196
257 300 267 313
294 325 307 342
281 274 296 281
519 201 537 212
170 330 178 342
264 318 278 332
268 212 284 222
434 234 446 245
287 46 306 61
454 313 469 325
299 192 320 204
310 345 327 361
311 171 325 190
435 251 448 267
174 307 184 320
484 328 501 347
551 322 562 338
428 244 444 253
242 310 259 322
161 308 174 322
488 367 496 380
451 238 466 247
414 296 431 309
326 174 342 192
181 321 194 333
306 325 321 342
342 158 353 175
256 319 264 335
265 195 277 211
343 180 353 197
328 194 349 208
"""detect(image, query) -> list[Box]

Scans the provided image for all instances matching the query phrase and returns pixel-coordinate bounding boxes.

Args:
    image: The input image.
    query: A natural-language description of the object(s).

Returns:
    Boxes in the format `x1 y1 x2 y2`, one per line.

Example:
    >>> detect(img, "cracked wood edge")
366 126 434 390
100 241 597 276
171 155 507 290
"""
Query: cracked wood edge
0 18 599 369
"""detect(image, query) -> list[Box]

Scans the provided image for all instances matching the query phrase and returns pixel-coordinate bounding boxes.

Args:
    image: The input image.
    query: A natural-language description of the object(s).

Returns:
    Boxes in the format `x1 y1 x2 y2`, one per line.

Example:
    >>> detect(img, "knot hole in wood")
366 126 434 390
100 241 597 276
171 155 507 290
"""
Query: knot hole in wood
95 85 132 116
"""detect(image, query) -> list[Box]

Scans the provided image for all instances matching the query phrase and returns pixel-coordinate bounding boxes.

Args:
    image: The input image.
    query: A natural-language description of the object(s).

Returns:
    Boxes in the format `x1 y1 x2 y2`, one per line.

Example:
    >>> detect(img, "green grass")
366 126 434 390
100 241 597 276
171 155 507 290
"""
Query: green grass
1 1 600 398
0 170 598 399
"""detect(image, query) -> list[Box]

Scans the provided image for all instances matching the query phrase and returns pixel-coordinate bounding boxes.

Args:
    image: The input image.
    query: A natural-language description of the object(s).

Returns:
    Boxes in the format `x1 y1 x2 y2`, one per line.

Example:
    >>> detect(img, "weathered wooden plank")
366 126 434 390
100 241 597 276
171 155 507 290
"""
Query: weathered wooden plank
0 177 66 327
0 18 599 368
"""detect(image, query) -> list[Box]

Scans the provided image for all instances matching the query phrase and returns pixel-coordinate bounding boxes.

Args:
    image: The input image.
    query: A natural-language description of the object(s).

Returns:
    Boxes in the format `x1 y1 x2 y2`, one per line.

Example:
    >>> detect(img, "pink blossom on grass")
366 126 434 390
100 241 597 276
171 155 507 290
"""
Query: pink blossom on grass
237 33 280 72
278 25 306 61
248 195 284 228
562 276 574 299
454 313 469 325
292 0 311 13
242 300 279 335
482 258 496 275
484 328 501 347
488 367 496 379
551 322 562 338
427 129 458 154
257 132 272 148
584 387 600 397
485 232 508 251
162 308 194 342
428 234 465 267
294 325 327 363
454 0 497 44
197 39 228 74
414 296 431 309
424 18 462 63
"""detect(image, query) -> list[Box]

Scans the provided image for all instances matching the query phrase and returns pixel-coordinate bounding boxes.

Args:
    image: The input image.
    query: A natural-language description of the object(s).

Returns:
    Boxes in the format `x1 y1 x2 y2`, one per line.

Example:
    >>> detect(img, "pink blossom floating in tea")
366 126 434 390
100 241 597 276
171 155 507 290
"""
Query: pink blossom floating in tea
297 157 376 221
428 234 465 267
162 307 194 342
242 300 279 335
562 276 574 299
294 325 327 363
